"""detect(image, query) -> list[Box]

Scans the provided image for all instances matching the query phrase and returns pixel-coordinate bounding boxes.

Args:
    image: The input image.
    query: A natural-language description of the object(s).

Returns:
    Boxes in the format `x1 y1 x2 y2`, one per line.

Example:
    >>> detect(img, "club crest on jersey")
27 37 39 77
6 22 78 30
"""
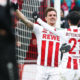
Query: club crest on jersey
42 28 53 34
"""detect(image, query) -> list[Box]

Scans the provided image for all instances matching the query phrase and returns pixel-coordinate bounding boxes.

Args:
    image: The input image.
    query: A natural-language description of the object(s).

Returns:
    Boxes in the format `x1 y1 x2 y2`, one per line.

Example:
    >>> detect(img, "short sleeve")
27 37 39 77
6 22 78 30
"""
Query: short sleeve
33 24 42 35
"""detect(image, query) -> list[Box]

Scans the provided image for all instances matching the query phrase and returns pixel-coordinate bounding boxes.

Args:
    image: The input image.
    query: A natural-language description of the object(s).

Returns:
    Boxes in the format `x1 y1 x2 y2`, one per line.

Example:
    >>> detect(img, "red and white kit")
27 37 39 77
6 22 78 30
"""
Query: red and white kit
37 18 80 80
33 24 61 67
33 24 61 80
58 27 80 80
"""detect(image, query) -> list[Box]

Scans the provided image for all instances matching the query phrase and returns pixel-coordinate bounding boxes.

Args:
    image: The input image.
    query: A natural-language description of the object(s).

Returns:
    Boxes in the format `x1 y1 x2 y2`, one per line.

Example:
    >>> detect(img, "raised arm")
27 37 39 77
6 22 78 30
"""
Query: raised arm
10 1 34 29
37 18 58 35
32 12 53 30
15 9 34 29
37 18 55 30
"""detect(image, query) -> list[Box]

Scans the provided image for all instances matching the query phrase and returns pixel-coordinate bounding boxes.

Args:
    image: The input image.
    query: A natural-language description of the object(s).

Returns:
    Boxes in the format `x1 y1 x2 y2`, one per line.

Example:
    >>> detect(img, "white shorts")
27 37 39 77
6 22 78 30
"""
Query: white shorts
36 65 60 80
59 61 80 80
59 68 80 80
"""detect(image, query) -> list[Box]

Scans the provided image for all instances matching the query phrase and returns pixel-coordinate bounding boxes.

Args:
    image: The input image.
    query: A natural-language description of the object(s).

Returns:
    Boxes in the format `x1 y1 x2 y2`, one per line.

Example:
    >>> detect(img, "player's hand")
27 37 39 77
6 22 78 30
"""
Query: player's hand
60 43 71 53
32 11 39 21
11 2 18 11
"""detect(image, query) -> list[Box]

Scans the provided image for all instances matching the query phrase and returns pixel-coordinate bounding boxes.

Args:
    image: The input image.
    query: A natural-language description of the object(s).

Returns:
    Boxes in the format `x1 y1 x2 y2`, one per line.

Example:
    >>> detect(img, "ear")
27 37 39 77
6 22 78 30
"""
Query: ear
45 17 47 22
68 20 71 26
78 20 80 25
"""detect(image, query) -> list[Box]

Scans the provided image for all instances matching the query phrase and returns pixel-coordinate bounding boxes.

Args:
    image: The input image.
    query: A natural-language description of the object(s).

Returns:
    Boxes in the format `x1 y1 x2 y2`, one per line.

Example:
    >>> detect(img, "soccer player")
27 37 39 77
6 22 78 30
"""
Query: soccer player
37 11 80 80
22 7 61 80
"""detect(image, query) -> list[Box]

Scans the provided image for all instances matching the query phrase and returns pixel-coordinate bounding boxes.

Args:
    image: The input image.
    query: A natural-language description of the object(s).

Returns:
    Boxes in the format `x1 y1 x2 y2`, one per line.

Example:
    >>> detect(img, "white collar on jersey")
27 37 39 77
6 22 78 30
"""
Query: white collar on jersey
70 25 78 29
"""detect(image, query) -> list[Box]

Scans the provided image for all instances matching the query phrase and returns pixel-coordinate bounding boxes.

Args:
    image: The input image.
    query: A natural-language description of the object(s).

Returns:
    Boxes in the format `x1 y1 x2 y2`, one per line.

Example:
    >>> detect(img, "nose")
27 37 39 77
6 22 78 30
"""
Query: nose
51 15 55 19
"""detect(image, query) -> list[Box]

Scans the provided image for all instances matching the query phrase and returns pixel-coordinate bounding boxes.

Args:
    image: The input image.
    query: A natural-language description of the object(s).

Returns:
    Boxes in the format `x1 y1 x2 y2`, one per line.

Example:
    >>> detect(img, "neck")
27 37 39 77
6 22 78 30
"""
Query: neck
69 24 78 26
48 23 55 27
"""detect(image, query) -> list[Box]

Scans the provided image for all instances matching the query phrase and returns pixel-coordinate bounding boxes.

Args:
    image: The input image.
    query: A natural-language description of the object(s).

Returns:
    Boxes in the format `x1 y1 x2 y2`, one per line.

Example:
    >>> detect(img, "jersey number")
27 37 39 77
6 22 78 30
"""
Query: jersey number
69 38 80 54
67 38 80 69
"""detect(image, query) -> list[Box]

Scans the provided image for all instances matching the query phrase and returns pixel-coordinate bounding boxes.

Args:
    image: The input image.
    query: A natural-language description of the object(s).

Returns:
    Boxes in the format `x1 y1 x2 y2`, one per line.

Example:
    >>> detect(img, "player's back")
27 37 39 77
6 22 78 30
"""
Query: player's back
61 26 80 70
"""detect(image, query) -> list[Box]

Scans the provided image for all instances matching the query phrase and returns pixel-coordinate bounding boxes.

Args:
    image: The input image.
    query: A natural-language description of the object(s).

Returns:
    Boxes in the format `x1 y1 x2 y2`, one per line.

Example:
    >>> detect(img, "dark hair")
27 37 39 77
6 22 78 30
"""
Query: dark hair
67 11 80 25
45 7 57 17
61 8 64 15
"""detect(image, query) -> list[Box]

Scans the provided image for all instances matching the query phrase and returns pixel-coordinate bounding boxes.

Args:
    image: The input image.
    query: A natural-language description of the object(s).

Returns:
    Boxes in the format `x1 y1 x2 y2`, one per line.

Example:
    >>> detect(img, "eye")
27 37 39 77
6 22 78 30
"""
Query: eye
49 14 52 17
49 14 53 17
53 14 57 17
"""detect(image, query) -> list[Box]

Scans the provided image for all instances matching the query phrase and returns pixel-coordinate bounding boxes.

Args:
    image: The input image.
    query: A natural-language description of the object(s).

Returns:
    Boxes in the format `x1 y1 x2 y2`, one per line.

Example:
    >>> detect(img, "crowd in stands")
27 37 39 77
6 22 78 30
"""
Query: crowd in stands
60 0 80 28
38 0 80 28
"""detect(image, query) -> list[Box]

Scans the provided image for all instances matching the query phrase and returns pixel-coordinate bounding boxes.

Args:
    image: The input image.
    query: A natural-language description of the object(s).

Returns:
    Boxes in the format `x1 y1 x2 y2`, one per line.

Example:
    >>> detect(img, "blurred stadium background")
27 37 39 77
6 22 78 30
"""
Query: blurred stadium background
14 0 80 80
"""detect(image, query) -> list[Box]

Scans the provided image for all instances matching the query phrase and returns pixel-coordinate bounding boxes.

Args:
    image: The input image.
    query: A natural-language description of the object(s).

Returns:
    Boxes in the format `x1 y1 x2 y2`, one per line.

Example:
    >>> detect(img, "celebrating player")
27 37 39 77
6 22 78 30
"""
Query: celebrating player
22 7 61 80
37 11 80 80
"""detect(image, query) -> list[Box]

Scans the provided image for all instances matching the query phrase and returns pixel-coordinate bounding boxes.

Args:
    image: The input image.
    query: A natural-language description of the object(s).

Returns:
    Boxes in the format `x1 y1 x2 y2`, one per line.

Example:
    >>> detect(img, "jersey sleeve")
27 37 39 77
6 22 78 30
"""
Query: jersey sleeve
33 24 42 35
37 18 55 30
10 0 18 11
37 18 65 34
37 18 65 36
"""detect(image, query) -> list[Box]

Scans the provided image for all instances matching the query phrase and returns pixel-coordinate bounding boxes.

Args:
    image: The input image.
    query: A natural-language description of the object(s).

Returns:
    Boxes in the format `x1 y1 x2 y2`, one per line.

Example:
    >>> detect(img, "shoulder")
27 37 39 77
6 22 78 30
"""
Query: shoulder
56 27 67 32
33 23 43 34
33 24 42 28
